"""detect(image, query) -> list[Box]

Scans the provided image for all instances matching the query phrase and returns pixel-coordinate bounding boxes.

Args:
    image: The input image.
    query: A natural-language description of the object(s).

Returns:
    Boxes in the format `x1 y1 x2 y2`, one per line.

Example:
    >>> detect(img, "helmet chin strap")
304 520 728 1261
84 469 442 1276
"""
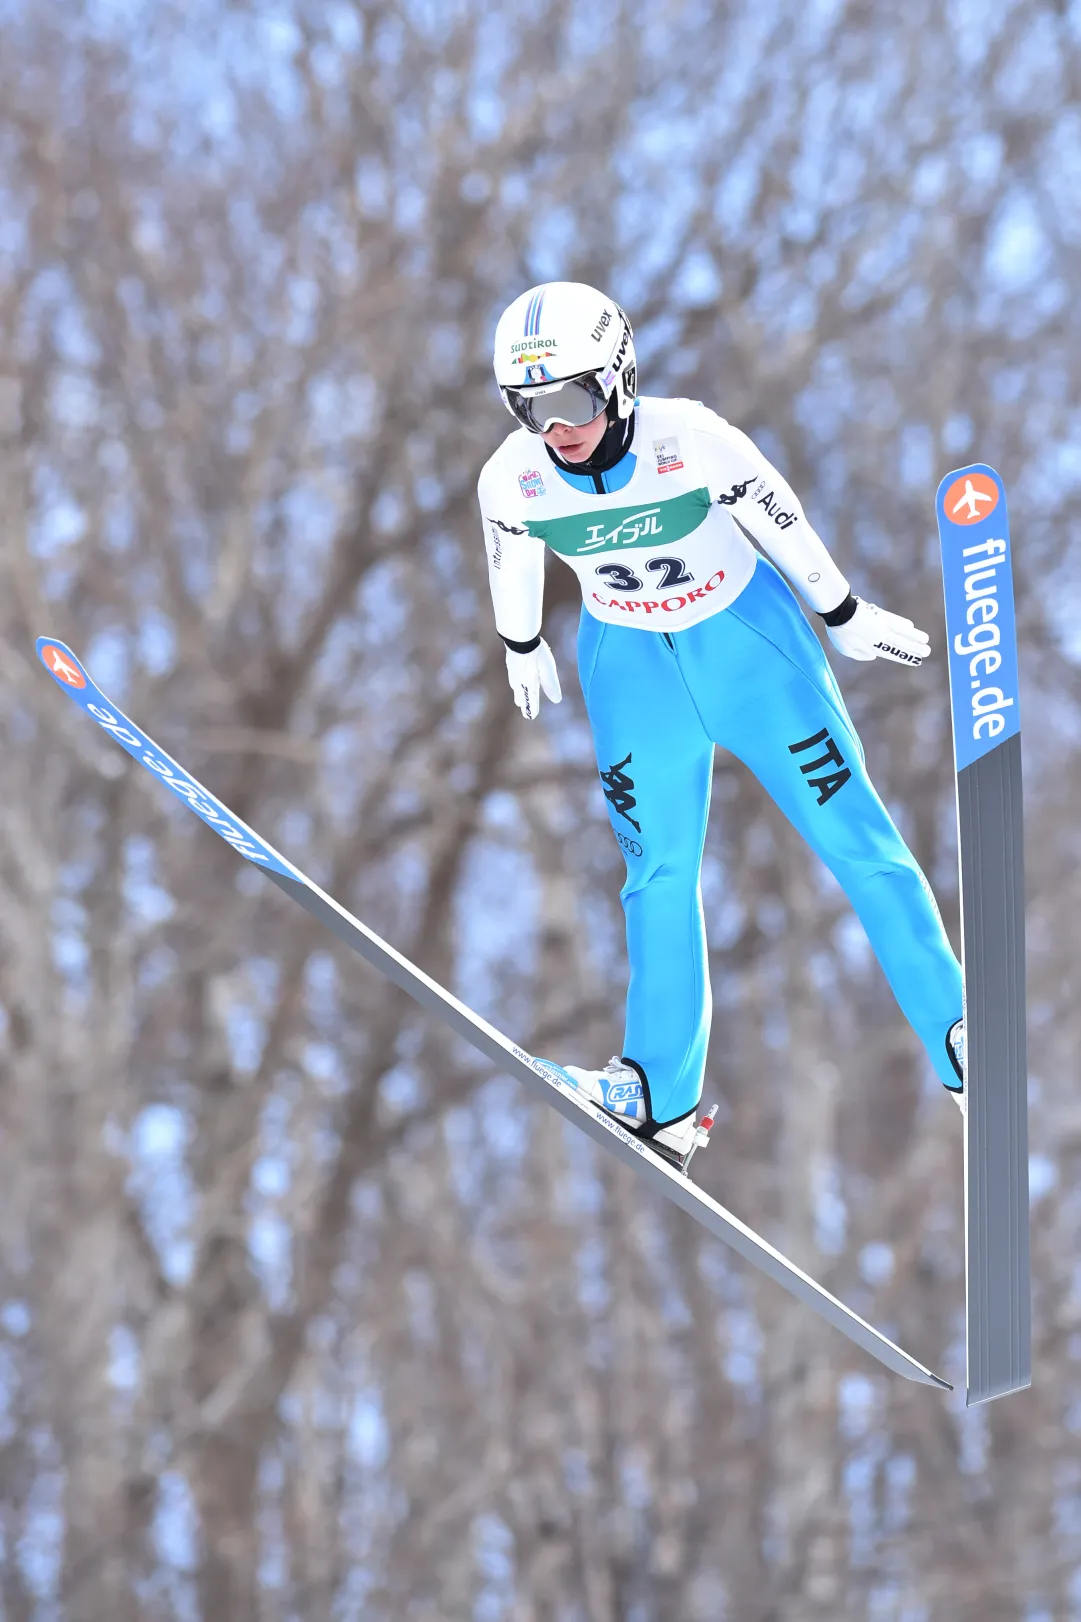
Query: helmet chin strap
547 398 636 476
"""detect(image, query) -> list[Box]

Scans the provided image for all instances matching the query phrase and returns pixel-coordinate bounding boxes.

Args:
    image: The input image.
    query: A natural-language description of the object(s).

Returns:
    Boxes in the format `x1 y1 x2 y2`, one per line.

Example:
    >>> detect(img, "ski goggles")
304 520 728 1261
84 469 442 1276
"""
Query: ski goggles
501 371 609 434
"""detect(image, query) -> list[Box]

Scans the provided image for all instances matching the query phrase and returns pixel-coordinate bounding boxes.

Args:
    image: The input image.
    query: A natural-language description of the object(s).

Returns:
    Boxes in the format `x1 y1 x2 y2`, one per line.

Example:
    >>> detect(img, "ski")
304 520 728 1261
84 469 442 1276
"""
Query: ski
37 635 950 1391
936 465 1030 1404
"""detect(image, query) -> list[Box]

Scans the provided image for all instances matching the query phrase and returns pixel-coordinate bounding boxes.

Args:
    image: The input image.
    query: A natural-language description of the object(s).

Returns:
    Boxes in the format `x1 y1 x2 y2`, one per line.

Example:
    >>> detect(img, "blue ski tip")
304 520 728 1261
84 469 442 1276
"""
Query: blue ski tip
934 465 1020 772
37 637 90 691
35 635 298 880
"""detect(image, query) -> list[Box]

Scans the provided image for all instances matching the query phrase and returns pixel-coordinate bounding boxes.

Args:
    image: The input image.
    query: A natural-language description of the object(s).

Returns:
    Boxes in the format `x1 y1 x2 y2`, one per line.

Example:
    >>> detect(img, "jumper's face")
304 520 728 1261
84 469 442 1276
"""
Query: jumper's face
541 409 609 463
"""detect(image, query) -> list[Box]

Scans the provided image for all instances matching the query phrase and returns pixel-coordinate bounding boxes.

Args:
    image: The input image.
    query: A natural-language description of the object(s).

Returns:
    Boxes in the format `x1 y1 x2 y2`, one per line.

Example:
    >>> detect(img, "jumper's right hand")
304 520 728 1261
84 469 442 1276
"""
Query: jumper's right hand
505 640 562 719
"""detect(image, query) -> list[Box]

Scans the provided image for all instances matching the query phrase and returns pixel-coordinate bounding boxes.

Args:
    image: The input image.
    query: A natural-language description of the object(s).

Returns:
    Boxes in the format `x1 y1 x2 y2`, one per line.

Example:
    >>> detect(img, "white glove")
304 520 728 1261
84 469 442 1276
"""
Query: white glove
826 598 930 666
505 638 562 719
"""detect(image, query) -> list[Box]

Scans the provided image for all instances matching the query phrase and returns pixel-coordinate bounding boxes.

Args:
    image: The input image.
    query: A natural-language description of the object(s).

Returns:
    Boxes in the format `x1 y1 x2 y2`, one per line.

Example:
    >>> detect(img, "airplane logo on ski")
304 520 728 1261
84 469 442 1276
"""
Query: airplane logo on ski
39 643 87 688
944 473 999 526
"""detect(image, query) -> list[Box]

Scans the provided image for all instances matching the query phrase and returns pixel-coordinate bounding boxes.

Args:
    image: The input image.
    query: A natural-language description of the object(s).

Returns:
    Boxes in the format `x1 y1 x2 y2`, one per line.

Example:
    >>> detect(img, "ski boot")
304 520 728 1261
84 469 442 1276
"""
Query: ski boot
560 1056 719 1175
945 1018 965 1116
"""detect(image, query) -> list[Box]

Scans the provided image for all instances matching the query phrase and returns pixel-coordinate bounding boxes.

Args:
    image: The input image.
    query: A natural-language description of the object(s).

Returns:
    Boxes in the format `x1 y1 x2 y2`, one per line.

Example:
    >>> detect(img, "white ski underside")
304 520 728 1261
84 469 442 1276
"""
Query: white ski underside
38 637 951 1391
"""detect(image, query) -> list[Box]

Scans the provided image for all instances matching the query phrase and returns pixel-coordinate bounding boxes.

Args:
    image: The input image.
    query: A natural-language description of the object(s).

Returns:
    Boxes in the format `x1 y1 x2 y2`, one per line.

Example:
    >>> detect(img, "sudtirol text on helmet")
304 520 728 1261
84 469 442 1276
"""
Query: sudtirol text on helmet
493 282 637 434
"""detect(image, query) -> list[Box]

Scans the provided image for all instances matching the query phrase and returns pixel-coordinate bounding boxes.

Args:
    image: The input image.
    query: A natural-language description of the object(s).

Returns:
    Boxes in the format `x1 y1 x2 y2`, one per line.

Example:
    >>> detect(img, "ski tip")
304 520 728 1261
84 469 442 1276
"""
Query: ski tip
36 637 90 692
935 463 1006 526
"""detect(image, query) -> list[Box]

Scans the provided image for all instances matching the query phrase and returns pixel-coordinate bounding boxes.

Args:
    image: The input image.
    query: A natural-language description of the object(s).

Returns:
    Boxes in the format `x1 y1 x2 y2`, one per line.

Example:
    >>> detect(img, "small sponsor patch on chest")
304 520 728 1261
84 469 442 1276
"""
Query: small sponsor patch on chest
518 468 546 499
653 438 684 474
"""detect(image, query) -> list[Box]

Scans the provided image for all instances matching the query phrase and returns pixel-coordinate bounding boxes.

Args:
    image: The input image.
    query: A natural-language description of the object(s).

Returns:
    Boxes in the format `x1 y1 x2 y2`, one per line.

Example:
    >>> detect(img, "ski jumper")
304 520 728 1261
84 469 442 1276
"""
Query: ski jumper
477 398 963 1125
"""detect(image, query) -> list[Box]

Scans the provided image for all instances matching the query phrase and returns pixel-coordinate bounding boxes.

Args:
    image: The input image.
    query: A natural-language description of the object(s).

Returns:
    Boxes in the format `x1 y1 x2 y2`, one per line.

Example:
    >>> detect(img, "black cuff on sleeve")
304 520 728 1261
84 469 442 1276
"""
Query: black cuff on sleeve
820 592 858 627
501 633 542 654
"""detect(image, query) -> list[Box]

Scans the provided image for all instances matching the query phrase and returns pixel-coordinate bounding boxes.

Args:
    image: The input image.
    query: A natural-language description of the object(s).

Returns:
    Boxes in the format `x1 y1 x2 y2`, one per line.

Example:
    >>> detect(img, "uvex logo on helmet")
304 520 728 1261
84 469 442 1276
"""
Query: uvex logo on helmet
944 472 999 526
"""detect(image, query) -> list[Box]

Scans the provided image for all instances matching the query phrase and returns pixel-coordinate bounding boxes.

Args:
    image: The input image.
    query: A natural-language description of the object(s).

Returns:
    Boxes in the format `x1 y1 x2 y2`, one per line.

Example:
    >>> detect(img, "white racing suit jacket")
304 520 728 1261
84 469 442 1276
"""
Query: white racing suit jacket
477 396 850 639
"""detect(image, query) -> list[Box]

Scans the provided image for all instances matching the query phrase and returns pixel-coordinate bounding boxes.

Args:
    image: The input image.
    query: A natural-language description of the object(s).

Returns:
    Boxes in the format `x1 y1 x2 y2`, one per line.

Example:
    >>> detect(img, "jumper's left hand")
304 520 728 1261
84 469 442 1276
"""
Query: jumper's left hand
505 638 562 718
826 599 930 666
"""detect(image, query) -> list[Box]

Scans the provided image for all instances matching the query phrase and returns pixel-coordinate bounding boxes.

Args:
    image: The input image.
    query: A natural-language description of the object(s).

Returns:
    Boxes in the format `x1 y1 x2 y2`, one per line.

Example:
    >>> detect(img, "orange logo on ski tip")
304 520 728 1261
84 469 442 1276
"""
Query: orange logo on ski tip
944 472 999 526
40 644 86 688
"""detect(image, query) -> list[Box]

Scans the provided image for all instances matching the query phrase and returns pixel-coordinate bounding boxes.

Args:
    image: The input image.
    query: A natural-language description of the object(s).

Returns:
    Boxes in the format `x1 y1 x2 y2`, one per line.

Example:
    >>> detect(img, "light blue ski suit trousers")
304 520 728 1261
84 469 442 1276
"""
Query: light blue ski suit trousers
577 557 963 1124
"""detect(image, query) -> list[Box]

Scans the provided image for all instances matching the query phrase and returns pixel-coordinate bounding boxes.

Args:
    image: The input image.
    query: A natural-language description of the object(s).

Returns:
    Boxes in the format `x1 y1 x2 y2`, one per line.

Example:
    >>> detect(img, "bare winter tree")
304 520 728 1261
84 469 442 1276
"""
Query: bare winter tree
1 1 1079 1618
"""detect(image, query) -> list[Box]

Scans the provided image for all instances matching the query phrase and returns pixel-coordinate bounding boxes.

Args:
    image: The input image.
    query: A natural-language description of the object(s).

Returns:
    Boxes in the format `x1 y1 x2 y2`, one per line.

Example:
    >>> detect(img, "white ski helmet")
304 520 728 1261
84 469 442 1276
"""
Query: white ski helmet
493 281 636 434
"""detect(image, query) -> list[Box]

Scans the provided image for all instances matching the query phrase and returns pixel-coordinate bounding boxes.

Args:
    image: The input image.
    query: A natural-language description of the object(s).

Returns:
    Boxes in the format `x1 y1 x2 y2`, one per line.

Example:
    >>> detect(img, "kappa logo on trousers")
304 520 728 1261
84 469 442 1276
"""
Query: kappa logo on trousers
601 752 642 832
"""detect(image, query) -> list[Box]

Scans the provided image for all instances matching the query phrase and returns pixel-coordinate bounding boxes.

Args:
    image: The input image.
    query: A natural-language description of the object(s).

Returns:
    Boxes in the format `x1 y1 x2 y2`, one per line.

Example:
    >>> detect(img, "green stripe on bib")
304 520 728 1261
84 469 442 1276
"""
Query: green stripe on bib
525 486 711 557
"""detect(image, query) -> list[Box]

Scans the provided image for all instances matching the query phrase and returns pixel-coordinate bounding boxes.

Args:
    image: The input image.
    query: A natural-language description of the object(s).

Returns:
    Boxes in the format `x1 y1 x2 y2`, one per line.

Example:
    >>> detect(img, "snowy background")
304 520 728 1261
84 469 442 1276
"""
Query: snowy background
1 0 1080 1617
